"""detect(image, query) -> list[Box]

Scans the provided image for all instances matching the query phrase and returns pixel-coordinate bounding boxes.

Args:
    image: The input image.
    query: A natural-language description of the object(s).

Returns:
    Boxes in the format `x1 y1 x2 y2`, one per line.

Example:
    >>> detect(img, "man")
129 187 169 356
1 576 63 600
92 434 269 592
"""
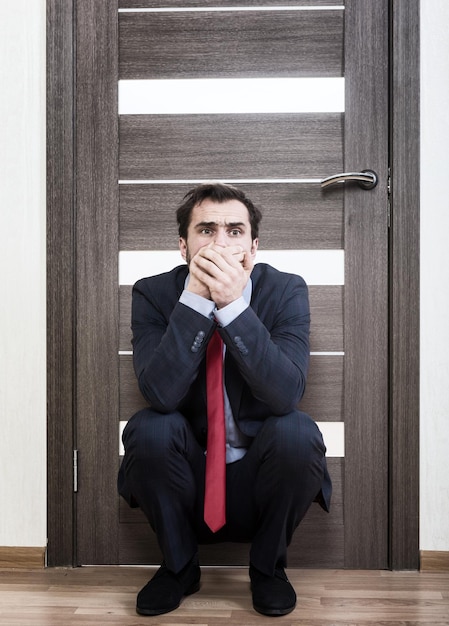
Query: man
118 182 331 617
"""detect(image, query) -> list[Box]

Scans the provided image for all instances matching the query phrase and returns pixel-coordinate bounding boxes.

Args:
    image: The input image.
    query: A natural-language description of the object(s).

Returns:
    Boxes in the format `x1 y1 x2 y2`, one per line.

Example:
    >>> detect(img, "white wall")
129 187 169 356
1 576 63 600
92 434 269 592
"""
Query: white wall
420 0 449 552
0 0 47 547
0 1 447 554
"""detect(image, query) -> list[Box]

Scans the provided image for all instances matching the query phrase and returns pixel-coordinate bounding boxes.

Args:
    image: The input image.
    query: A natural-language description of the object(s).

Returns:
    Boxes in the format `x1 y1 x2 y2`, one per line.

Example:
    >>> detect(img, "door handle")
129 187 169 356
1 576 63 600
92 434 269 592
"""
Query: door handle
321 169 378 190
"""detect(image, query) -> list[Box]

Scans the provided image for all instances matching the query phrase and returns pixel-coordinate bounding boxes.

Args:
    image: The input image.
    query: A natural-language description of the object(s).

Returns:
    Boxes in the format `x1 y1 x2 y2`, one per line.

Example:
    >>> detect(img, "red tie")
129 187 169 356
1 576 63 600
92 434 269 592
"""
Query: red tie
204 330 226 532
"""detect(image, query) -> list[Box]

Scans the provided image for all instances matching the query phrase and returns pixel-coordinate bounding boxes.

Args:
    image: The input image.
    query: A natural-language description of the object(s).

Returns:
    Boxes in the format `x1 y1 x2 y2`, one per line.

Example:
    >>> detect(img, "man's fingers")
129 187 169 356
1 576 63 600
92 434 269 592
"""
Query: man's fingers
198 244 244 269
192 252 225 279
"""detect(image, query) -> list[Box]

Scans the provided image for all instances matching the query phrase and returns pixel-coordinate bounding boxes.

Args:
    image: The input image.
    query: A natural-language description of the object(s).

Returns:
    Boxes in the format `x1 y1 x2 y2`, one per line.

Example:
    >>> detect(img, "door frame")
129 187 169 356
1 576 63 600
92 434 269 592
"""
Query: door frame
46 0 419 569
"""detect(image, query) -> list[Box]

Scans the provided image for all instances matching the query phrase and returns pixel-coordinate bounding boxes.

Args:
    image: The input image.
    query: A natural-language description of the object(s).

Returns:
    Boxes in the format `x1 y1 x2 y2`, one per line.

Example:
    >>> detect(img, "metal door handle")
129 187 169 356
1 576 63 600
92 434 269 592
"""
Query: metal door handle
321 169 378 190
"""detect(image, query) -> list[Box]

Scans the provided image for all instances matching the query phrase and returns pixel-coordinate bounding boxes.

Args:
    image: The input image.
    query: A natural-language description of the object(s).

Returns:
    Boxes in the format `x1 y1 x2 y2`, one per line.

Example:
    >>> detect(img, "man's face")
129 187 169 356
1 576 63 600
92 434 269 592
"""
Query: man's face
179 199 259 264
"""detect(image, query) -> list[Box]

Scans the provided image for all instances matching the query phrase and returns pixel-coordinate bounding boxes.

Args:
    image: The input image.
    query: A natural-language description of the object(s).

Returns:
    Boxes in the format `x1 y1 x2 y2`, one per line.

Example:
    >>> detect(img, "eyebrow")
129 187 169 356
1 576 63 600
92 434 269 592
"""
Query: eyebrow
194 221 247 229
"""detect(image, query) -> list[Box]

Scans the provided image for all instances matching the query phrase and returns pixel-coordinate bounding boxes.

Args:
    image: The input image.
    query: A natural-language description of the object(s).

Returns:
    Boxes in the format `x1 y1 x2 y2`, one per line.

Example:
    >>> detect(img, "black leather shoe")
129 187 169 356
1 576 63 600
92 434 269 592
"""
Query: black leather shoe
249 563 297 616
136 555 201 616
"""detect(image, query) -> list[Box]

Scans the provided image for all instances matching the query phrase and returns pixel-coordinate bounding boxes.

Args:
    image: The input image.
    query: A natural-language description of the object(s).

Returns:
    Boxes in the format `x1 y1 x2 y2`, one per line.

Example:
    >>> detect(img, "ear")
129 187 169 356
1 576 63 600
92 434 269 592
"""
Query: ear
179 237 187 261
250 238 259 258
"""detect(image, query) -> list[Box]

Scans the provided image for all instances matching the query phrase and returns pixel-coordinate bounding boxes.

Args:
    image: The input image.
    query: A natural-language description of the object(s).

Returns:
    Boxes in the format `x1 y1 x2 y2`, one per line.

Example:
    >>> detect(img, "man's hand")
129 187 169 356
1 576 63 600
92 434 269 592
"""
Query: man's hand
187 243 254 308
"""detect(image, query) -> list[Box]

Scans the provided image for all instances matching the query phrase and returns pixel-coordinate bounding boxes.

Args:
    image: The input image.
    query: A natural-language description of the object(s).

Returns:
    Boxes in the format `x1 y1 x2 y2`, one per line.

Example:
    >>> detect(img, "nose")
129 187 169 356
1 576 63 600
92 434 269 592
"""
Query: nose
214 227 227 246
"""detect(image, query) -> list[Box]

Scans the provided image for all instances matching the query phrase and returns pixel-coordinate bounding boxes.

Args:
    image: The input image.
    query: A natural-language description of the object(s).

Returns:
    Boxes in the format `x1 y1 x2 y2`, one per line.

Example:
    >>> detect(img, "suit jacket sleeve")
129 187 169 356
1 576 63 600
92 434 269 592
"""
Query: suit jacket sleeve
220 270 310 416
131 272 216 413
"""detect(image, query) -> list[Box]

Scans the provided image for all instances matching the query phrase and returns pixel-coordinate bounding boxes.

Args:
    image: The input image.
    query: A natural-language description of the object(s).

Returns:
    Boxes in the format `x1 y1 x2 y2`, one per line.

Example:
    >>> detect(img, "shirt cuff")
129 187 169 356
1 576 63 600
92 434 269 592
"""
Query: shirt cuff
179 290 215 319
214 296 248 327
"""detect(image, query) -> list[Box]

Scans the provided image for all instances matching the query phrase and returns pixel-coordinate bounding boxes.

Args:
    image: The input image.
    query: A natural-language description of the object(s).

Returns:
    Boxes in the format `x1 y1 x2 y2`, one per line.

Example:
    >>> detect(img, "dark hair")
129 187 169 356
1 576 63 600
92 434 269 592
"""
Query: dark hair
176 182 262 240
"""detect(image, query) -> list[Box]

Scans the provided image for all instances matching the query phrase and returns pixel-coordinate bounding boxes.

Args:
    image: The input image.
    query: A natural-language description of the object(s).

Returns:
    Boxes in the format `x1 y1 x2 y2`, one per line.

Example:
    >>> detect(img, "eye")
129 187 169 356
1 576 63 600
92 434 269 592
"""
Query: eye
229 229 242 236
200 228 213 235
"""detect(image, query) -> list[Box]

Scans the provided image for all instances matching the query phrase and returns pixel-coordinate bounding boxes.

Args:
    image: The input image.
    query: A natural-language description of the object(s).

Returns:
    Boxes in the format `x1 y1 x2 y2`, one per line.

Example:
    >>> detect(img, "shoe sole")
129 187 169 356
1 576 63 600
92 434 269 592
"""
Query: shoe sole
253 602 296 616
136 581 200 616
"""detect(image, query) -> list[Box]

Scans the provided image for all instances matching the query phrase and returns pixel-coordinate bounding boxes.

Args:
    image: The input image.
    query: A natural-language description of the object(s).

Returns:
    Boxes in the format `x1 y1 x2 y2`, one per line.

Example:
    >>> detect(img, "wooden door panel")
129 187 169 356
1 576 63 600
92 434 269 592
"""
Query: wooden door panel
116 3 349 568
119 184 344 250
119 520 345 568
119 458 343 527
119 285 344 353
118 456 343 568
343 0 389 568
300 355 343 421
74 0 120 566
119 354 343 423
119 10 343 79
115 1 389 568
47 0 419 571
119 114 343 180
68 1 390 569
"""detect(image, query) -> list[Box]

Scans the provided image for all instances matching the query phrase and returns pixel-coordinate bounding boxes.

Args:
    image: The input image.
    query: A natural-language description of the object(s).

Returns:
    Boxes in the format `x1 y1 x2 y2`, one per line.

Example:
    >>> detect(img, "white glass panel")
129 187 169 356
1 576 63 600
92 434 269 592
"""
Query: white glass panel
256 250 344 284
119 179 323 184
119 77 344 115
317 421 345 457
120 421 126 456
120 350 343 356
119 7 344 13
119 420 344 457
119 250 344 286
310 352 344 356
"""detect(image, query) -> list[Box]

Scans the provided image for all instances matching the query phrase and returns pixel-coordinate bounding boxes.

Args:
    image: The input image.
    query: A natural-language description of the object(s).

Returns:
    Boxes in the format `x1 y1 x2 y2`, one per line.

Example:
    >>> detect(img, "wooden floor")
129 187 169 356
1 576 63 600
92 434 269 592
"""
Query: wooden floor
0 567 448 625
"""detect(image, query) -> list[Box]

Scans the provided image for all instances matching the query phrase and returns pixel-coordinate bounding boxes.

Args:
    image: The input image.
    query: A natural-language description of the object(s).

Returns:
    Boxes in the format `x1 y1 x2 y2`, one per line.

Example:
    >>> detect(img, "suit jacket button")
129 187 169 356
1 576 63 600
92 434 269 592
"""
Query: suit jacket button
191 330 206 352
234 336 248 354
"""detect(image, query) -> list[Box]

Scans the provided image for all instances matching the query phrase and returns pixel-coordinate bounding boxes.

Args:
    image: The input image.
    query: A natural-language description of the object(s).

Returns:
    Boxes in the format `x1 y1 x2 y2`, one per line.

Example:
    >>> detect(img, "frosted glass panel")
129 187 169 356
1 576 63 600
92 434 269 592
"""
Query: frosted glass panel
119 7 344 13
119 78 344 115
119 420 344 457
119 250 344 286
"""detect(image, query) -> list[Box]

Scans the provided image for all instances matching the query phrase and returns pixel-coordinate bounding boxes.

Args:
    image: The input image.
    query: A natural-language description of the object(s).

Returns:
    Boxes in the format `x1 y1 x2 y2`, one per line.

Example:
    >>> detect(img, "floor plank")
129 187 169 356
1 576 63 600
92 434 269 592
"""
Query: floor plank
0 567 448 625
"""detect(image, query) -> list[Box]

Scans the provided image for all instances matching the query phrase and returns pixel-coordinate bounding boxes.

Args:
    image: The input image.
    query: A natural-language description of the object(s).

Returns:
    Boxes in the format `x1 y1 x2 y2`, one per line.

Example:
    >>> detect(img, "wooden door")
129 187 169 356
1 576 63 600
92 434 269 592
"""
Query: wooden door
70 0 390 568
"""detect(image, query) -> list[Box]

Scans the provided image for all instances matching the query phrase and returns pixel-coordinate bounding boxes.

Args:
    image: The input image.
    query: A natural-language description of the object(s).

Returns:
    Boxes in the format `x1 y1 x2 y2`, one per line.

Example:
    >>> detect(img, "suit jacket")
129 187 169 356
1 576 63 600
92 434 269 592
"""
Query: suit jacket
131 261 331 511
132 262 310 440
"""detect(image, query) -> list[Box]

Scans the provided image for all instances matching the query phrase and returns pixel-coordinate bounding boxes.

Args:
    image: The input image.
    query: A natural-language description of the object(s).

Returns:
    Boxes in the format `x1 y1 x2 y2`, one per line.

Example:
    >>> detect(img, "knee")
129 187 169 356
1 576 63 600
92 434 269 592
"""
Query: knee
262 411 326 465
122 408 187 461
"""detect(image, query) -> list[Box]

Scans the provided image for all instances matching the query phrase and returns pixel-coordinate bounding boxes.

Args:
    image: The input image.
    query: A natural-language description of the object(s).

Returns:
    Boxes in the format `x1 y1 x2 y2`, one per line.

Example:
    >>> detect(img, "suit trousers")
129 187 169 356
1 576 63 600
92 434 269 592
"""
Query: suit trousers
118 408 328 576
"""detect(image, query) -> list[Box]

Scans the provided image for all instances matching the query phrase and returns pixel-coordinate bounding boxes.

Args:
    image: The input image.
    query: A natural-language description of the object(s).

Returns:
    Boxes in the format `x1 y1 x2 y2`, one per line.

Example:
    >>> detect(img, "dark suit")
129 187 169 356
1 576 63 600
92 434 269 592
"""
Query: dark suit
118 262 331 574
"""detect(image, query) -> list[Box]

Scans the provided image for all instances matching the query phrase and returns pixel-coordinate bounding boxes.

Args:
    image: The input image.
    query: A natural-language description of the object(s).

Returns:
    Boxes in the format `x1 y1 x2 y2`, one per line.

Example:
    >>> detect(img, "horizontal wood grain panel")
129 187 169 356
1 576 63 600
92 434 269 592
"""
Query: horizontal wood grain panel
119 287 131 350
119 456 342 524
119 353 343 422
308 285 343 352
119 457 343 567
299 353 343 420
119 521 344 567
119 495 342 526
119 183 344 250
119 10 343 79
119 285 343 353
119 114 343 180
